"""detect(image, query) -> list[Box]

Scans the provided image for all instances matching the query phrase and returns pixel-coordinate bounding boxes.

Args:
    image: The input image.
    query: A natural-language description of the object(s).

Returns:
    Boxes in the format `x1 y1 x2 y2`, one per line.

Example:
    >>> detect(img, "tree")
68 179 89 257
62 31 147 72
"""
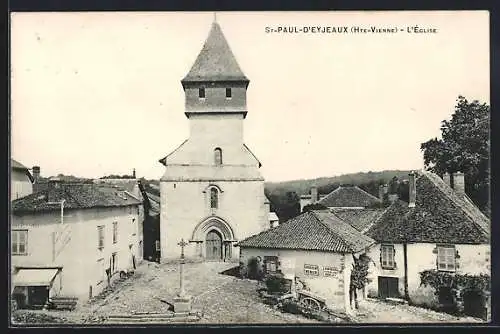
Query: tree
420 96 490 216
266 190 301 223
349 253 373 310
388 176 400 194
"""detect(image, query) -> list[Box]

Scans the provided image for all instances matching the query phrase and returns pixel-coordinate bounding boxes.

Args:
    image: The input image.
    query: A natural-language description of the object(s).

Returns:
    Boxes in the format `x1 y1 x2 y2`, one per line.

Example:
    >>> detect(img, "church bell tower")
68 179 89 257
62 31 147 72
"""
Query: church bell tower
158 19 267 261
181 21 249 120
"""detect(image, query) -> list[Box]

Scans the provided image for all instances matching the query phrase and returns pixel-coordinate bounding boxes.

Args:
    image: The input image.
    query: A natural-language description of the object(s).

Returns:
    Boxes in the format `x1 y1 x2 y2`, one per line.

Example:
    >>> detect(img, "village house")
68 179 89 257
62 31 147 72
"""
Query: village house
360 171 490 316
10 179 143 309
11 159 34 200
236 210 376 314
239 169 490 318
158 21 269 261
93 170 145 261
318 185 382 209
299 186 326 212
300 184 382 212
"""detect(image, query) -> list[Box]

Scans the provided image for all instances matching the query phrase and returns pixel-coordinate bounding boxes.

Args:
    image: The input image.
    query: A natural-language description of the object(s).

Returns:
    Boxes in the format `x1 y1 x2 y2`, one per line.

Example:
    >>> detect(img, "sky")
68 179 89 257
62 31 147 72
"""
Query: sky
10 11 490 182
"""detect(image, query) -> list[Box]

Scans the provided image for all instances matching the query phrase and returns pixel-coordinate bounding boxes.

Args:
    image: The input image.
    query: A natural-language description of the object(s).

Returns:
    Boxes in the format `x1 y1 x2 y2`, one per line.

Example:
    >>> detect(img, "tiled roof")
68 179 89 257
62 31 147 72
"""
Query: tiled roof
11 159 29 170
318 185 381 208
11 183 141 214
365 171 490 244
145 192 160 215
11 159 34 182
237 210 375 253
331 208 386 233
94 179 138 193
182 22 248 83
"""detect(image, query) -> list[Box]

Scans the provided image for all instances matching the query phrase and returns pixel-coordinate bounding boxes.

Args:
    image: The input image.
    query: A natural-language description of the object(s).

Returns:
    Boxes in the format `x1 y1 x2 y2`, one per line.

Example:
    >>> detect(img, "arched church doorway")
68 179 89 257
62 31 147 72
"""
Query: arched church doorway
206 230 223 260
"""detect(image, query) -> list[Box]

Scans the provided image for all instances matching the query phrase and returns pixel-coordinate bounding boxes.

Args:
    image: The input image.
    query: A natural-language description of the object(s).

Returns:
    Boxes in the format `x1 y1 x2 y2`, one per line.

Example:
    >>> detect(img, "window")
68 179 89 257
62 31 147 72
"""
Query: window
12 230 28 255
381 244 396 269
214 148 222 165
264 256 279 273
226 88 232 98
155 240 161 251
199 87 205 98
210 187 219 209
97 226 105 250
323 266 338 277
112 222 118 244
437 245 456 271
132 218 137 236
111 253 117 273
304 264 319 276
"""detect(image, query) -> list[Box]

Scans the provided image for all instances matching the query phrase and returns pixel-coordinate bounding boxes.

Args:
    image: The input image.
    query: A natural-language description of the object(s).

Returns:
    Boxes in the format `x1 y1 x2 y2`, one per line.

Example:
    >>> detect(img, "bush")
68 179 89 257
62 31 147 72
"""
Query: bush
238 261 248 278
265 273 291 294
280 300 302 314
419 269 490 318
11 298 18 312
247 257 264 280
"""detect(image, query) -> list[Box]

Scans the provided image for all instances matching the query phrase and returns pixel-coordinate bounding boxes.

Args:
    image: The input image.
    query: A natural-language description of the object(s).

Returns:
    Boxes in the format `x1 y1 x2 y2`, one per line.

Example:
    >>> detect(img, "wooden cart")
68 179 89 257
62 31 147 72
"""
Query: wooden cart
257 280 327 313
297 289 327 313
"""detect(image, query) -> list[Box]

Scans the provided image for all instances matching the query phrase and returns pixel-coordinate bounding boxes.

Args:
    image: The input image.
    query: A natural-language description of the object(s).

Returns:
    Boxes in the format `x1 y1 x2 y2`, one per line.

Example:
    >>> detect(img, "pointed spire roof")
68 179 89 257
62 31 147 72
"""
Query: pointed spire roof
182 22 248 84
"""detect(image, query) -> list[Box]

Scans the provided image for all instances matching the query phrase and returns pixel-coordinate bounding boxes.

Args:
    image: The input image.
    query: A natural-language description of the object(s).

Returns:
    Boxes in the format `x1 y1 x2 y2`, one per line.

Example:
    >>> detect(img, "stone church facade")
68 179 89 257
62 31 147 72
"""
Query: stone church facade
158 22 269 261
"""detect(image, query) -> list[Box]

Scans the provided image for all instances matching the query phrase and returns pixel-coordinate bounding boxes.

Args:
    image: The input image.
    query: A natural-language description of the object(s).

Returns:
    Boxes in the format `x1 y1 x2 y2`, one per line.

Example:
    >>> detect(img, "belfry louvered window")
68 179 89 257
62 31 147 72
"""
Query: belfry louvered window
199 87 205 98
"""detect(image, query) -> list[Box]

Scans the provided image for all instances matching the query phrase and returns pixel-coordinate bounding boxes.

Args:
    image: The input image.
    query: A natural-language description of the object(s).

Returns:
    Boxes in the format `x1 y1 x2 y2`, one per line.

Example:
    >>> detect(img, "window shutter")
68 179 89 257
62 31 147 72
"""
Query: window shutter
393 246 397 268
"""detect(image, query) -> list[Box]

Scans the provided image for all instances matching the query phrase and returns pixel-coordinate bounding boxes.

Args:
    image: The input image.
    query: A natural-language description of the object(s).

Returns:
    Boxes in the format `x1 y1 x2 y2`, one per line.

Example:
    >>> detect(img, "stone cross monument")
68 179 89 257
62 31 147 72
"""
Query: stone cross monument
173 238 192 314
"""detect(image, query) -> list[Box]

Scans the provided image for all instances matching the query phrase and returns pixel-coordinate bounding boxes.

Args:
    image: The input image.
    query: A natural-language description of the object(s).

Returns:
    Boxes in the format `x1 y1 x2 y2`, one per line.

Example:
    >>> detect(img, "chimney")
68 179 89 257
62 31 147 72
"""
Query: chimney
32 166 40 183
48 177 62 189
47 177 63 202
453 172 465 195
132 168 136 179
310 186 318 203
442 172 451 187
378 184 388 201
408 171 416 208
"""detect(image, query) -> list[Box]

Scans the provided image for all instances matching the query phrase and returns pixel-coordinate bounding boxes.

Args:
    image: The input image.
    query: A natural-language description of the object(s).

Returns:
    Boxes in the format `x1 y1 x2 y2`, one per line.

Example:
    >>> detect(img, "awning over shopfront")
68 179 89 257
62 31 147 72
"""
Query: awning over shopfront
13 268 60 287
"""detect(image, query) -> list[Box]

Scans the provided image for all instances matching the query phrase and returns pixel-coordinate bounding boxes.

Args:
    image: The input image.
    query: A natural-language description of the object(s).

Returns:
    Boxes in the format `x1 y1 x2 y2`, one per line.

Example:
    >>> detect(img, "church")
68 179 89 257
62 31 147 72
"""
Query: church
158 21 270 261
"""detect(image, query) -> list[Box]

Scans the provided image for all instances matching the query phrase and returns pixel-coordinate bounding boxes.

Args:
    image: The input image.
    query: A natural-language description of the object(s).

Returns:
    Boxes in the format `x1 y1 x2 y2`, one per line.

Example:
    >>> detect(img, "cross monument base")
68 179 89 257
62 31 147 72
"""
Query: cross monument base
173 295 192 314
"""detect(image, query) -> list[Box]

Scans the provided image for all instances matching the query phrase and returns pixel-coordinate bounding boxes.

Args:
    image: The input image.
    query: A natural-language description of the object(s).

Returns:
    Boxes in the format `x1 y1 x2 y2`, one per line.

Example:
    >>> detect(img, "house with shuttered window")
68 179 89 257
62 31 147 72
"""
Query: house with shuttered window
10 179 143 309
236 210 376 314
360 171 490 309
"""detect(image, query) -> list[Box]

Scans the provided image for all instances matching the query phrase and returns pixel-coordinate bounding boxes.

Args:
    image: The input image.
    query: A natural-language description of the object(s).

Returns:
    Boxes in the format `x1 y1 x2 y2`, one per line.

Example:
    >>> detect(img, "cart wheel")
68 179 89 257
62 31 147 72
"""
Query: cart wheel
300 297 321 313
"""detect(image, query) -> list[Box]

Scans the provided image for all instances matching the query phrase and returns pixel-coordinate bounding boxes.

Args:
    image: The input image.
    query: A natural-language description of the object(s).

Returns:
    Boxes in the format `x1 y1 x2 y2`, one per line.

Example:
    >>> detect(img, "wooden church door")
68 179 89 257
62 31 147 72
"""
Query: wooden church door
206 230 223 260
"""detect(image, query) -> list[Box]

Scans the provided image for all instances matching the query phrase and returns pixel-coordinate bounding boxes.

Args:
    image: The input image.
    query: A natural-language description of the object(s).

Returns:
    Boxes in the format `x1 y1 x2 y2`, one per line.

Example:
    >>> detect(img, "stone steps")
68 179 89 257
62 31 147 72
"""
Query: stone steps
105 311 202 324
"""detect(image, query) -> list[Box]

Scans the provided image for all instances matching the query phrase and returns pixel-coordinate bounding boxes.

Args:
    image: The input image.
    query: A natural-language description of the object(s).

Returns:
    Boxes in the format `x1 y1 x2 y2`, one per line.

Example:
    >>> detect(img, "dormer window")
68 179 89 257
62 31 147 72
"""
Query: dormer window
214 148 222 166
226 88 232 98
199 87 205 99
